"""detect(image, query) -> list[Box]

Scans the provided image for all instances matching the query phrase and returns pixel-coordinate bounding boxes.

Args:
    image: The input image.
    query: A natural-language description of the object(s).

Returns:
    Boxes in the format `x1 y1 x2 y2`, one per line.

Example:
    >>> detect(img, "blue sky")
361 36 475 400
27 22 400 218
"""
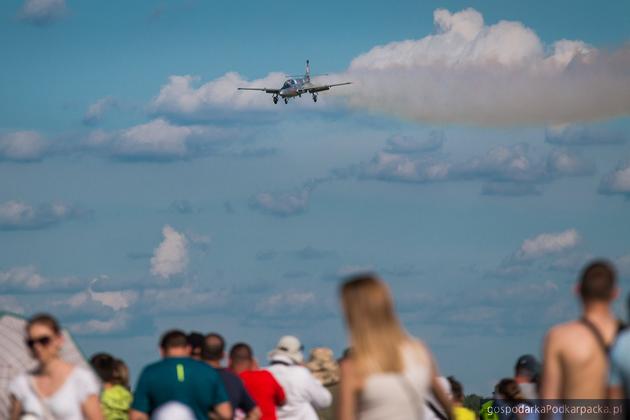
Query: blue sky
1 0 630 394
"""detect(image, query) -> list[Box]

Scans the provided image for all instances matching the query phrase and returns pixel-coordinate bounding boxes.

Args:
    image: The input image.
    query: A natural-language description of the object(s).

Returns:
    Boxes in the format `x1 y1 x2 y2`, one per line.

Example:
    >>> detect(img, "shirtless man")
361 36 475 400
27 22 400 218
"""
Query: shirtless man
540 260 621 401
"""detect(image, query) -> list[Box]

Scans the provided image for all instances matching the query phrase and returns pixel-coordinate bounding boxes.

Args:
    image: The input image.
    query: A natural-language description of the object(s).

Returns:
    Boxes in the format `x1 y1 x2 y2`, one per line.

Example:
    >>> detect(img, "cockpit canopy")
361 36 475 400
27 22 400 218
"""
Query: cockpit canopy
282 79 297 89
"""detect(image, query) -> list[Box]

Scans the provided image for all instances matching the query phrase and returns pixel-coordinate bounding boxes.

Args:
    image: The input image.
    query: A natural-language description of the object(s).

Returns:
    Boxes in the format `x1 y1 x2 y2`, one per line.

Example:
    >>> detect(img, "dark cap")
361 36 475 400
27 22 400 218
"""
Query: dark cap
515 354 539 377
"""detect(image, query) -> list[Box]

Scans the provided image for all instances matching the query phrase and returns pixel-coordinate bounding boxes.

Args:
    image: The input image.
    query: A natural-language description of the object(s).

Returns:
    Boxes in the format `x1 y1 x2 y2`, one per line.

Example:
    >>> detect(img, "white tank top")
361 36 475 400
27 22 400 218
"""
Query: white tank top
358 344 431 420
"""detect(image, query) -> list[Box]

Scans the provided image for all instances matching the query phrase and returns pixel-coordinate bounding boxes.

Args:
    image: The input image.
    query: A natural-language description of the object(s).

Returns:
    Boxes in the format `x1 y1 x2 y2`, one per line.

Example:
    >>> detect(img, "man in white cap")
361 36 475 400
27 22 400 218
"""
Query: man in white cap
265 336 332 420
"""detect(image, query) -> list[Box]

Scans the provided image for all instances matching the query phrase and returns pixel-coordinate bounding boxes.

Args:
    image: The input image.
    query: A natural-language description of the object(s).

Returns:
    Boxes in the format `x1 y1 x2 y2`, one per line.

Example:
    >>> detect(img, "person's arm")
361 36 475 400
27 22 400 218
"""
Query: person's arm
429 359 453 420
246 406 262 420
540 328 562 400
9 395 22 420
130 409 150 420
82 394 105 420
272 375 286 406
212 401 233 420
304 370 332 409
338 358 358 420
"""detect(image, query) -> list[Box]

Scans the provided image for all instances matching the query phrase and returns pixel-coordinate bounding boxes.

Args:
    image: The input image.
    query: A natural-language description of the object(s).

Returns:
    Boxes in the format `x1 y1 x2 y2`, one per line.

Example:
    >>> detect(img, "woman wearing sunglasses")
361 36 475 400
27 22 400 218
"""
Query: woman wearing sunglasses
9 313 104 420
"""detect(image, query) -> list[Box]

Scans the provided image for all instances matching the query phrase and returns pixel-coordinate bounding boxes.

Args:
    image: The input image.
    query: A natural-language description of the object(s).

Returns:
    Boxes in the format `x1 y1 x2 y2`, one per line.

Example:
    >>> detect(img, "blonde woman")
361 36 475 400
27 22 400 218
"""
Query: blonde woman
9 313 103 420
338 274 452 420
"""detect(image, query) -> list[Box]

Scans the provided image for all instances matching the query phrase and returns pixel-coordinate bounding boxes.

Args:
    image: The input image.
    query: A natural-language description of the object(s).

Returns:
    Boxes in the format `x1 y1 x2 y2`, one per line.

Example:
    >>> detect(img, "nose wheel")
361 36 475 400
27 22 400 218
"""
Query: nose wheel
284 98 288 104
272 95 278 104
312 93 318 103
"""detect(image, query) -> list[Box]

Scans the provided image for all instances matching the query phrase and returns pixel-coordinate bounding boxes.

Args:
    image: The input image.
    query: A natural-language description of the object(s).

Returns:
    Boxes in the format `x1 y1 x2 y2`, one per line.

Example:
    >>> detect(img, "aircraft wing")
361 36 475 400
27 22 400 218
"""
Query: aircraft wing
300 82 351 94
238 87 281 94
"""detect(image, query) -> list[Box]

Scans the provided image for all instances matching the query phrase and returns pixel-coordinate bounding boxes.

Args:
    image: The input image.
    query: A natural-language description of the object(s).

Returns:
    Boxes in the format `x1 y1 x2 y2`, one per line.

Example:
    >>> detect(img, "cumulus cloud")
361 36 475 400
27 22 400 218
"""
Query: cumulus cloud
514 229 581 260
249 187 312 217
18 0 67 26
0 200 86 230
358 143 595 195
150 225 189 279
83 119 242 161
545 124 627 146
82 96 117 125
0 131 49 162
599 161 630 197
150 72 286 119
0 266 85 293
339 8 630 125
384 131 445 154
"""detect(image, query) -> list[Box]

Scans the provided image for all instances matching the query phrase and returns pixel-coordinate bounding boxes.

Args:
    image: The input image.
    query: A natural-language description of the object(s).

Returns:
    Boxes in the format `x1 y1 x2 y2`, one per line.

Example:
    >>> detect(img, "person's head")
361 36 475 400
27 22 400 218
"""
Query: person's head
268 335 304 365
25 313 63 364
340 273 407 375
447 376 464 404
578 260 618 304
495 378 523 402
202 333 225 363
229 342 254 372
113 358 130 389
90 352 116 384
187 331 204 360
514 354 539 383
160 329 191 357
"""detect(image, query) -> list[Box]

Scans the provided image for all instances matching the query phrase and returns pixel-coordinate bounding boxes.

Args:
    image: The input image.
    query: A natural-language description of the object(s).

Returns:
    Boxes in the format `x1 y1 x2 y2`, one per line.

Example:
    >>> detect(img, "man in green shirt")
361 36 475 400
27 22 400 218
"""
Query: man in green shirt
130 330 232 420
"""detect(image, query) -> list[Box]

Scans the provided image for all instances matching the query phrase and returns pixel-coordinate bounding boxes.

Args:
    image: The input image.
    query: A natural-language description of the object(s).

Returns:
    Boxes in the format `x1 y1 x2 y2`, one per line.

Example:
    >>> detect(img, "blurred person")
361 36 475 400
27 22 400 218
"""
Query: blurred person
230 343 286 420
202 333 260 419
493 379 531 420
338 274 453 420
90 353 132 420
188 331 205 361
9 313 103 420
447 376 476 420
266 336 332 420
540 260 624 400
305 347 339 420
130 329 231 420
513 355 539 401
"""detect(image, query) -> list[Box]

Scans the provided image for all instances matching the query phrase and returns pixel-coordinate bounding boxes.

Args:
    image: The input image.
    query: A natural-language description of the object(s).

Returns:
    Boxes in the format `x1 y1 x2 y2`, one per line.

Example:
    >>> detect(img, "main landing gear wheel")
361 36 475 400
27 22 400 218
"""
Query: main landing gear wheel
273 96 278 104
284 98 288 104
312 94 317 103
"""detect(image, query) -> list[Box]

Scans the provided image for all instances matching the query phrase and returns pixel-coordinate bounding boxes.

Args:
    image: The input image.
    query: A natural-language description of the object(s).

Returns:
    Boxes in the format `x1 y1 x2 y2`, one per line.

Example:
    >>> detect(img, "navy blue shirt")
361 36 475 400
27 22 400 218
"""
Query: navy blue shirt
217 368 257 414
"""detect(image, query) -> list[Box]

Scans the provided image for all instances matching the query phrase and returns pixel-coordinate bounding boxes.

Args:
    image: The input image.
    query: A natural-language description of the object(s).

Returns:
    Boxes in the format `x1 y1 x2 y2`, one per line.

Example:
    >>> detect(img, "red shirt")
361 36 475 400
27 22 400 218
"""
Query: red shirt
239 370 286 420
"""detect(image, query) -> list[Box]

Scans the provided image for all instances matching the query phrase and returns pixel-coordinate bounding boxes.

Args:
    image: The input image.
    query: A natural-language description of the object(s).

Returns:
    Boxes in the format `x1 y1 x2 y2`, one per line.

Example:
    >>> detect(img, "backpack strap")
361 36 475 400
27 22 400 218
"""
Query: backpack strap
579 317 621 355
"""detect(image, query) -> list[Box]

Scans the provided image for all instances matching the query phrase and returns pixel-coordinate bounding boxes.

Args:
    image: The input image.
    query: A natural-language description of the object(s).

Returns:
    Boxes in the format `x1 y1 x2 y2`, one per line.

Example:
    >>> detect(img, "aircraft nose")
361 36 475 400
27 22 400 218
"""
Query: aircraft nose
280 89 288 96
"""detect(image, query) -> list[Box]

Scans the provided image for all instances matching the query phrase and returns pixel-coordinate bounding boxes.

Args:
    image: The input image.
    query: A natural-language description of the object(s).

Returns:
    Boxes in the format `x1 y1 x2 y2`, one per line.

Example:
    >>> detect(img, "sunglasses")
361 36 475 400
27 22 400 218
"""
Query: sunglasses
26 336 53 349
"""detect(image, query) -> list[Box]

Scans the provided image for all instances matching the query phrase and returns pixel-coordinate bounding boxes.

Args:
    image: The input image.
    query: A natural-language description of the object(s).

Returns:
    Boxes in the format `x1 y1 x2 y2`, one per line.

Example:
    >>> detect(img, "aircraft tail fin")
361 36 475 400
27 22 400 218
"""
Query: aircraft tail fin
305 60 311 82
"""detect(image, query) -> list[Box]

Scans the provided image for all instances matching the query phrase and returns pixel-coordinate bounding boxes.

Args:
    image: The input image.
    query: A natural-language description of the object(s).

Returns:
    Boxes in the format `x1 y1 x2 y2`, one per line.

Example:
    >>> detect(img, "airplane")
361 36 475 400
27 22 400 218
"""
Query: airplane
237 60 351 104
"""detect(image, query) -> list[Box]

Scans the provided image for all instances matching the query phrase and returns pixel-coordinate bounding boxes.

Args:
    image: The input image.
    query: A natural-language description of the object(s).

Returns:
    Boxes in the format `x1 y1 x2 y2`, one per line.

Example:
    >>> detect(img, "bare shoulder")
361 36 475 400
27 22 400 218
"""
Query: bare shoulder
546 321 586 347
407 338 432 365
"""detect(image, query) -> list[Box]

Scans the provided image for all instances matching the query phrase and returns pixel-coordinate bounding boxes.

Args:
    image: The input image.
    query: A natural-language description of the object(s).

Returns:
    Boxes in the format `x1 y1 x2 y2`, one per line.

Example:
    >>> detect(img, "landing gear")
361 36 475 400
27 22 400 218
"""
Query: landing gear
272 95 278 104
312 93 318 103
284 98 288 104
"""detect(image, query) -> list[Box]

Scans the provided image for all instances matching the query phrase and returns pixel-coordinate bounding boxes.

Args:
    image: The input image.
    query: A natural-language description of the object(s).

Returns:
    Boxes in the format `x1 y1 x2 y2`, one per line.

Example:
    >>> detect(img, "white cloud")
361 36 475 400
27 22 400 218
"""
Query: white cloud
0 200 85 230
83 119 238 161
18 0 67 26
339 8 630 125
361 152 451 183
384 131 445 154
515 229 581 260
151 72 287 118
249 188 312 217
599 161 630 196
83 96 117 125
150 225 189 279
546 149 595 176
0 131 48 162
545 124 627 146
0 266 84 293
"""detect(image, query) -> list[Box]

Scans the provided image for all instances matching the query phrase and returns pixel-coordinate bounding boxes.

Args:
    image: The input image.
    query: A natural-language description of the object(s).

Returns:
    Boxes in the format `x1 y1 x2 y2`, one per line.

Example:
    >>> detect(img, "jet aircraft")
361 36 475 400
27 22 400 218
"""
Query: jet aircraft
237 60 351 104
